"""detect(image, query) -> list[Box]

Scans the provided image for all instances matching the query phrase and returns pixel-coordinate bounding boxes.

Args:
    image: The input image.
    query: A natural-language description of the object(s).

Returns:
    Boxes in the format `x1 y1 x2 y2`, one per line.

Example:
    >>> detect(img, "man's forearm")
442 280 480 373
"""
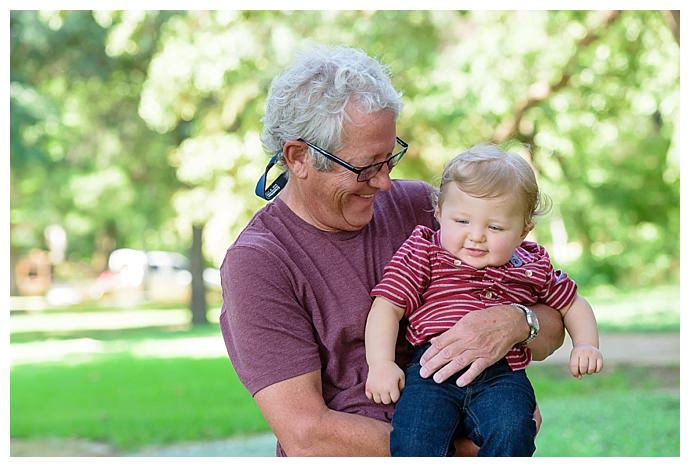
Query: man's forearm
255 370 392 457
528 303 565 361
292 408 390 456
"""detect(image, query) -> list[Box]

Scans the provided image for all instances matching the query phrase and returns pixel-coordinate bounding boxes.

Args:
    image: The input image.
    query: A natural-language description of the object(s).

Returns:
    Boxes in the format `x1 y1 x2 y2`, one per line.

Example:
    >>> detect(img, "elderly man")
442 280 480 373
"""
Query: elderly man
220 45 564 456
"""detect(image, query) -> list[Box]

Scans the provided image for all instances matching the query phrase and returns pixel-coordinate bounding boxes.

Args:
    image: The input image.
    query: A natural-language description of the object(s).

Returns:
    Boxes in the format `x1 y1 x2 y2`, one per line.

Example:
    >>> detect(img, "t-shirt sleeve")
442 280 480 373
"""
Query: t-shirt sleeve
219 244 321 396
370 225 432 314
533 246 578 310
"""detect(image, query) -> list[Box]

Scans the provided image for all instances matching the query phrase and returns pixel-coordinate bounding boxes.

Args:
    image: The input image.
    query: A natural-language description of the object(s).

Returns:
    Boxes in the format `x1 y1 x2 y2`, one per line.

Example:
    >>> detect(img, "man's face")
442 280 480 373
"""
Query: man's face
302 107 397 232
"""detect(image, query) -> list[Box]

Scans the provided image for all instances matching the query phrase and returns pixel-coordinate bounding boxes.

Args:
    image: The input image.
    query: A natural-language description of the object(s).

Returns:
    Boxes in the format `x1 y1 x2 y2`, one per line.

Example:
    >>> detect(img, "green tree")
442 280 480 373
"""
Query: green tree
11 10 679 303
11 11 181 279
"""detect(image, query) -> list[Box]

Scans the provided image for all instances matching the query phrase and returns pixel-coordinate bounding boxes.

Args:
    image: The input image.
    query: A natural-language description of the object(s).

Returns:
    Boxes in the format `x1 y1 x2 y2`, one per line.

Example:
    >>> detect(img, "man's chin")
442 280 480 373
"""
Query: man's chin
344 209 374 231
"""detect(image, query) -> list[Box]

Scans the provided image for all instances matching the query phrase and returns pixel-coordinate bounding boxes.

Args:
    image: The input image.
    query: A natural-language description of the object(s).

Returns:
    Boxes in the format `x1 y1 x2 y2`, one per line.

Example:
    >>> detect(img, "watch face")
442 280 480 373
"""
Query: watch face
529 311 539 332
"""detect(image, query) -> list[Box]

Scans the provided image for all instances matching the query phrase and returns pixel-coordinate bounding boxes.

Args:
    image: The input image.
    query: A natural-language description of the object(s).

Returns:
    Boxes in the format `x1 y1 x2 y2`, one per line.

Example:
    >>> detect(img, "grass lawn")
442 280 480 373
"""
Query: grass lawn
11 353 680 454
586 283 679 332
9 283 680 454
11 354 269 449
527 365 679 456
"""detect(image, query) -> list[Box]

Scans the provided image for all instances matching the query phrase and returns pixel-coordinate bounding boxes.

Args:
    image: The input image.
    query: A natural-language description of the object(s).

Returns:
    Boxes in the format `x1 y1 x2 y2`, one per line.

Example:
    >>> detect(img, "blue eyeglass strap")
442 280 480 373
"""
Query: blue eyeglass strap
255 152 288 201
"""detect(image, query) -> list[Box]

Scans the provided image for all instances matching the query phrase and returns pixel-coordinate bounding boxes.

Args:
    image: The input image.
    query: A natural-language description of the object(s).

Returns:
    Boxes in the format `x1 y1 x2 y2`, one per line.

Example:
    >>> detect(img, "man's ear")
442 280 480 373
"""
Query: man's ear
522 222 534 240
282 140 309 179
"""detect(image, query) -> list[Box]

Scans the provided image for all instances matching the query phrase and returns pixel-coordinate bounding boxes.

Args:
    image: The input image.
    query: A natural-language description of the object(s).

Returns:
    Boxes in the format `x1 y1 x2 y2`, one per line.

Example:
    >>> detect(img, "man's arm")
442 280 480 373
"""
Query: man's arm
418 303 564 386
529 303 566 361
254 370 391 456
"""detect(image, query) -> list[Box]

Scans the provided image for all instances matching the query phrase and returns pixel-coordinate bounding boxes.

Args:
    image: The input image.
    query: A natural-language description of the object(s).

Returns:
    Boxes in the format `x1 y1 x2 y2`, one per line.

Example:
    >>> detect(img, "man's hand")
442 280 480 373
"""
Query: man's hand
365 361 406 404
419 304 526 387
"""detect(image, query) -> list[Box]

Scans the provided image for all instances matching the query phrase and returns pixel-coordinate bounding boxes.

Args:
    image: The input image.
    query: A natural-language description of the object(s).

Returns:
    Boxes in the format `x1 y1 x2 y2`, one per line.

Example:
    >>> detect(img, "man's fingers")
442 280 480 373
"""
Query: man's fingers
419 338 443 367
533 404 542 432
456 359 490 387
421 343 467 378
430 358 467 384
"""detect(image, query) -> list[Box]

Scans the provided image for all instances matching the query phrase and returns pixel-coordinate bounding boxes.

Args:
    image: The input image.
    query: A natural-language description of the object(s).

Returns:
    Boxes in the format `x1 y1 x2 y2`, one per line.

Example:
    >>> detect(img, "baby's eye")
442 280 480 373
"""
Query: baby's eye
489 225 504 231
455 219 469 224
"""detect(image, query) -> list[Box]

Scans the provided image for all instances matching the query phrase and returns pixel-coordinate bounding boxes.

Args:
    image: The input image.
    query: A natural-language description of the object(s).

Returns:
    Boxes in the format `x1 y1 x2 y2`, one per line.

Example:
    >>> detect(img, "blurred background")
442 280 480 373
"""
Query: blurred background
9 10 679 456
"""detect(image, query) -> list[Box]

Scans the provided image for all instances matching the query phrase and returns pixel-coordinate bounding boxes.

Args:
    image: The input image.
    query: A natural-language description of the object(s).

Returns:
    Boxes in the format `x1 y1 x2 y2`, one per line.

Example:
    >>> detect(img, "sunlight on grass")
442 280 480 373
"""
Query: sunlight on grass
589 284 679 332
11 338 107 366
131 336 226 359
11 335 228 366
10 309 189 333
10 307 221 334
10 307 225 366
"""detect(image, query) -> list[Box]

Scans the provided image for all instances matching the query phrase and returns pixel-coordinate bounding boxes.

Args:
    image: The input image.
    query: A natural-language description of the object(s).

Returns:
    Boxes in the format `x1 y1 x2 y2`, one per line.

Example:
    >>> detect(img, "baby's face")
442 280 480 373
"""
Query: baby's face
435 183 532 269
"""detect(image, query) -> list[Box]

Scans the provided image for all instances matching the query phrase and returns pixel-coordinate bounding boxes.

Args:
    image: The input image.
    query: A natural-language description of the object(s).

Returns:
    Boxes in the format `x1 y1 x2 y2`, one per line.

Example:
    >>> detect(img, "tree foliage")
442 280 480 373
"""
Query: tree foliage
10 10 679 291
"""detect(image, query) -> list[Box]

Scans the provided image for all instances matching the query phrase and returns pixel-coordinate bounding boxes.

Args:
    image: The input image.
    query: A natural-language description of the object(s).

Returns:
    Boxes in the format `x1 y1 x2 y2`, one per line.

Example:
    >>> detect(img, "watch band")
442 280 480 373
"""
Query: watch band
512 303 539 346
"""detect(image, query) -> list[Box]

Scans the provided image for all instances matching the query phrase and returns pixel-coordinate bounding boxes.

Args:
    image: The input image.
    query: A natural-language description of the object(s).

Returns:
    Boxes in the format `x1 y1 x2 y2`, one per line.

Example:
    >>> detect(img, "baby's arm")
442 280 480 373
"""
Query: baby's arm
560 294 604 378
365 297 406 404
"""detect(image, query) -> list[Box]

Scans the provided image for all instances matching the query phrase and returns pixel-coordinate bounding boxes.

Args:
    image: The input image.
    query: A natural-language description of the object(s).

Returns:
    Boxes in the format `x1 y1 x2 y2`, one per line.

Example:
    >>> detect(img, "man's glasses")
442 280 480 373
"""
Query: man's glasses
299 136 408 182
255 137 408 201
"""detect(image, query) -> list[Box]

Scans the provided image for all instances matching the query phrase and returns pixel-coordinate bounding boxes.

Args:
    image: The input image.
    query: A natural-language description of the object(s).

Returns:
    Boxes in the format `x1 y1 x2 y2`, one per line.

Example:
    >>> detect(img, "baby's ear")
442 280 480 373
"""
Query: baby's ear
522 222 534 239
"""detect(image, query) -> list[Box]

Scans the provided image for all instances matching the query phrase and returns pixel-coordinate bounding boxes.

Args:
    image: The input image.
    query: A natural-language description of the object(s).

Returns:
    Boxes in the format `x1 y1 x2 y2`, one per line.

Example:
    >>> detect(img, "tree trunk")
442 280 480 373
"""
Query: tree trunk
189 223 208 326
10 241 19 296
664 11 679 45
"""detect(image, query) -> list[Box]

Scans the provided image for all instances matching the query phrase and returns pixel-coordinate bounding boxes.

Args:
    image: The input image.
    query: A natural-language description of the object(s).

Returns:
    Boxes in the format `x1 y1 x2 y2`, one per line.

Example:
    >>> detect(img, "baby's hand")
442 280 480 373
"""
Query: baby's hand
365 361 405 404
569 344 604 379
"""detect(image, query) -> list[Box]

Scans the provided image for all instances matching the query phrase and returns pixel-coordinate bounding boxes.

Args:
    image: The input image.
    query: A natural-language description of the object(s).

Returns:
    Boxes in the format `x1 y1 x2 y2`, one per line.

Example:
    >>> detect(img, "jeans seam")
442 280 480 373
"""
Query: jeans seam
440 417 461 457
464 403 483 448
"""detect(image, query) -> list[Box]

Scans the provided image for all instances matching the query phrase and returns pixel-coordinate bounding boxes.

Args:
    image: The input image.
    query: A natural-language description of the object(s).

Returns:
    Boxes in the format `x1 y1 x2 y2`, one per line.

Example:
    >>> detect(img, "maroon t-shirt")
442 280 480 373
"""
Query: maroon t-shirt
219 180 436 455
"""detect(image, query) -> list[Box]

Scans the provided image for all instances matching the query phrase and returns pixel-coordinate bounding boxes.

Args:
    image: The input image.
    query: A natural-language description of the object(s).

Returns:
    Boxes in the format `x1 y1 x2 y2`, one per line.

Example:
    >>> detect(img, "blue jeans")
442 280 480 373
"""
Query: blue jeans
390 343 537 457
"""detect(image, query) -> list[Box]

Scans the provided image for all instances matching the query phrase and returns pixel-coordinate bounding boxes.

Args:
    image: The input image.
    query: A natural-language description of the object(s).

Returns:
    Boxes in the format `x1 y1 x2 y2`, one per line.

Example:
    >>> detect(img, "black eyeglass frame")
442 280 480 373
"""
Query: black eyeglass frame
298 136 408 182
255 137 408 201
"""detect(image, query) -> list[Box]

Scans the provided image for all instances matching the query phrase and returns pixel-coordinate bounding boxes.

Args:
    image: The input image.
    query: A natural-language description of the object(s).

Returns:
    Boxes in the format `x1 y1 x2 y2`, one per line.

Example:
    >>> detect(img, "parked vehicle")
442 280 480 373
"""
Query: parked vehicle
93 249 193 305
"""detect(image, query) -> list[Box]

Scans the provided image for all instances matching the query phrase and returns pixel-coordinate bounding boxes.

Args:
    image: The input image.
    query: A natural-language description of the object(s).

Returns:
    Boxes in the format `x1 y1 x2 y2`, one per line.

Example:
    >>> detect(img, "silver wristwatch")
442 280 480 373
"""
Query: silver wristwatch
512 304 539 346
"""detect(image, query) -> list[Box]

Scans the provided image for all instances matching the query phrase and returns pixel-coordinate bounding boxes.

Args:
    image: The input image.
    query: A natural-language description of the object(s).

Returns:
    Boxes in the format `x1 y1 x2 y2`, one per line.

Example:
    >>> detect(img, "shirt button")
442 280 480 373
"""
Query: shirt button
454 259 462 266
525 270 533 277
486 291 493 299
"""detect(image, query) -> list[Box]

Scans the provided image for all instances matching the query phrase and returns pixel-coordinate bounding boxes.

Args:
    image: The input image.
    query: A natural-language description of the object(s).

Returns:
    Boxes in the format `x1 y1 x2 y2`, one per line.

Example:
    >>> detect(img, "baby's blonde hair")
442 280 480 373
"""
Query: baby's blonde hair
432 144 551 226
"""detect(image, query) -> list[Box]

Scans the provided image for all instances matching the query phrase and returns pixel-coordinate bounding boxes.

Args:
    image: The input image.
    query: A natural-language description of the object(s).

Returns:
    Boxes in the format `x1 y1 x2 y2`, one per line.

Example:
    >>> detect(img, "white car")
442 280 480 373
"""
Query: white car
97 249 192 305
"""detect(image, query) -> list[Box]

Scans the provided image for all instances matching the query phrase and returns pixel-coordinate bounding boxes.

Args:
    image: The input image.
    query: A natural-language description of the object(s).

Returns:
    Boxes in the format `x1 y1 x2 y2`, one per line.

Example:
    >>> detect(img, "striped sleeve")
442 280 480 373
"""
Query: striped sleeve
533 246 578 310
371 225 434 314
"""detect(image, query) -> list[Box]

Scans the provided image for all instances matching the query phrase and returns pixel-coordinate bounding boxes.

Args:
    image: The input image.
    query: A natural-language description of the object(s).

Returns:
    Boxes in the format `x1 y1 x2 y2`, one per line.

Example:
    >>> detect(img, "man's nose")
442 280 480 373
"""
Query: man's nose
368 166 392 192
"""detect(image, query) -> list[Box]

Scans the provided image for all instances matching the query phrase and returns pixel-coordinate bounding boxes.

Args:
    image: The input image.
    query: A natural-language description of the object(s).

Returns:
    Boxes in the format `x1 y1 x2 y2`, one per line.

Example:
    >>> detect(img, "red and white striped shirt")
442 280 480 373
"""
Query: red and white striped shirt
371 225 577 370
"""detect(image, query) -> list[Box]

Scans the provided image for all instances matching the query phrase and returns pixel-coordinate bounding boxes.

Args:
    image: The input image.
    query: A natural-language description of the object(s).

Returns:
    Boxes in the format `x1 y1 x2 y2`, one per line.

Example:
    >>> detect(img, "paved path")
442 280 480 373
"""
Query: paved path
130 433 278 457
532 332 680 366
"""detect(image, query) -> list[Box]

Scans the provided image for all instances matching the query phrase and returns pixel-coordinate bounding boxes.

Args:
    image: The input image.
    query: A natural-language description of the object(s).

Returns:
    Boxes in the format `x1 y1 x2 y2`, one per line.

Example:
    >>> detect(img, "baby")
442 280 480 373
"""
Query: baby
365 144 603 456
